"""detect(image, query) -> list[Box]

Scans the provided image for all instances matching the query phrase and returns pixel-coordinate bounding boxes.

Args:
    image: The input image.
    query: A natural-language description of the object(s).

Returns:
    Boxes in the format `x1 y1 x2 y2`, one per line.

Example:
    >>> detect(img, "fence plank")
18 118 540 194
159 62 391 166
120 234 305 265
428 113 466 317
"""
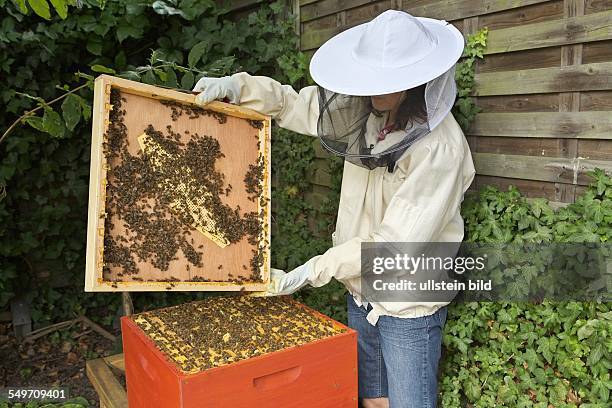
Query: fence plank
485 10 612 54
301 0 371 22
477 94 560 112
474 62 612 95
478 0 564 30
474 136 563 156
469 111 612 138
473 152 612 184
312 165 333 187
580 90 612 110
579 139 612 160
473 174 560 199
478 47 561 73
302 9 612 51
300 0 552 23
313 139 331 158
408 0 555 22
583 39 612 63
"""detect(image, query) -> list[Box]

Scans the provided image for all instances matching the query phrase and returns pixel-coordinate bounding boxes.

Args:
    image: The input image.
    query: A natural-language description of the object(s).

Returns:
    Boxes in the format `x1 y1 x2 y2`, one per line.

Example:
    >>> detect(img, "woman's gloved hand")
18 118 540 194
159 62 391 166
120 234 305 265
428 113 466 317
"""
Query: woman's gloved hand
192 76 241 106
252 263 314 297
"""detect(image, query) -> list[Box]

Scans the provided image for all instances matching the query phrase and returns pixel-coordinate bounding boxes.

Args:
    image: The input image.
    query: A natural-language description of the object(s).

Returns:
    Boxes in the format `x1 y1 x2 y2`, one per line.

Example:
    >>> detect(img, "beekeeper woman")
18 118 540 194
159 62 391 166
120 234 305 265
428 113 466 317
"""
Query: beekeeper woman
194 10 475 408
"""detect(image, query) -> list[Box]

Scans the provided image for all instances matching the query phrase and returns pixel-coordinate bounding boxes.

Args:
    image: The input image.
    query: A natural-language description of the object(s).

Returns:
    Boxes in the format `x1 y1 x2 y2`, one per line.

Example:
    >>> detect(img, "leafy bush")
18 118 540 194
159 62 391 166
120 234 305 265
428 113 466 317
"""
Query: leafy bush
1 396 90 408
439 170 611 407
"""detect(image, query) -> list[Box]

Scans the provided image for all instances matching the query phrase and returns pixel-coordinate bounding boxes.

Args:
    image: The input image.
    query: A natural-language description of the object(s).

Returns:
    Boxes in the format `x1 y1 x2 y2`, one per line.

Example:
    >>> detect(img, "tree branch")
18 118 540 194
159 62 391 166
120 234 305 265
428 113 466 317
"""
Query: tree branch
0 83 90 145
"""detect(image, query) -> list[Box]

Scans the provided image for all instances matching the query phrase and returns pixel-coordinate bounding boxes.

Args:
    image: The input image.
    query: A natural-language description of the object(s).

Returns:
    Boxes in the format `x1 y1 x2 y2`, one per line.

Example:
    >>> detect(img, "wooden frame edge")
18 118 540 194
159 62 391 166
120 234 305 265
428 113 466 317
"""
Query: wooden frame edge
96 74 268 120
85 75 110 292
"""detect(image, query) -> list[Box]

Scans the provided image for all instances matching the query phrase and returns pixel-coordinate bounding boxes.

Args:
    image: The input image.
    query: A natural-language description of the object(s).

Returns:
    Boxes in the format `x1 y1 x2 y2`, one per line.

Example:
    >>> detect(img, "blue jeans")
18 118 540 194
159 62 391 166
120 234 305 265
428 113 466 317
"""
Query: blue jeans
347 294 447 408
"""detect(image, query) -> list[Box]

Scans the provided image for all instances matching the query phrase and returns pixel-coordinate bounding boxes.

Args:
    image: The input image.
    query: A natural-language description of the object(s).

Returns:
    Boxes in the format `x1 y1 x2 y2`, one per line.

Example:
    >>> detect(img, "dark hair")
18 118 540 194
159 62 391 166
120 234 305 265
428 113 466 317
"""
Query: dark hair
395 84 427 130
369 85 428 129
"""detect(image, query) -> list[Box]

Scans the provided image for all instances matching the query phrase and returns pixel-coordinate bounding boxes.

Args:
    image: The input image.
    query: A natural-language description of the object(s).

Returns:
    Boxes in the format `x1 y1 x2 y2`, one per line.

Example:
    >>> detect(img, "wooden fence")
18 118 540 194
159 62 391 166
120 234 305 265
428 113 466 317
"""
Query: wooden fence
297 0 612 204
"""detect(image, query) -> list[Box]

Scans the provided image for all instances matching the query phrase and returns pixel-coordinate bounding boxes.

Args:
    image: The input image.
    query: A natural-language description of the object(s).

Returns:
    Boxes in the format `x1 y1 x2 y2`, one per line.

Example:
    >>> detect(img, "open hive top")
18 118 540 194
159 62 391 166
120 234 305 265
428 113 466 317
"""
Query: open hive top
130 296 347 374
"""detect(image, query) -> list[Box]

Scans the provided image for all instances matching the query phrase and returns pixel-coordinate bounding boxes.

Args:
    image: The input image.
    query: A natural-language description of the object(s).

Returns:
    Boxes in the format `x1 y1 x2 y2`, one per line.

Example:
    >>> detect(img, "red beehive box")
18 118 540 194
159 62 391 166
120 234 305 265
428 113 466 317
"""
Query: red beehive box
121 295 357 407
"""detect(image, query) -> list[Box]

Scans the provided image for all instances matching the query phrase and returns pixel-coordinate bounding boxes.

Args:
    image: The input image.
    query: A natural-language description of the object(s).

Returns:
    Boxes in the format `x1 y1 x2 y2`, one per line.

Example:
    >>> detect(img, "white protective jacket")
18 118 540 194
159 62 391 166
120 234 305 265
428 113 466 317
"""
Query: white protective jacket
233 72 476 325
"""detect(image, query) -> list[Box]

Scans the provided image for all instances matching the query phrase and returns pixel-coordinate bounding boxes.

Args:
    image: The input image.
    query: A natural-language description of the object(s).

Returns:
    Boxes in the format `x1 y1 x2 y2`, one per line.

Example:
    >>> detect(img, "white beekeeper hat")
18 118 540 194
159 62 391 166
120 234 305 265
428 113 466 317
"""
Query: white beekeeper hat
309 10 465 96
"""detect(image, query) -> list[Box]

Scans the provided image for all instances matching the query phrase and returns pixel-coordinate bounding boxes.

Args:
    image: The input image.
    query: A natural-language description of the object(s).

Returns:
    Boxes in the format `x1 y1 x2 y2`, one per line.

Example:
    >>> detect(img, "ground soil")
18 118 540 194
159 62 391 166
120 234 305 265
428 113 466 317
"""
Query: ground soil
0 320 120 407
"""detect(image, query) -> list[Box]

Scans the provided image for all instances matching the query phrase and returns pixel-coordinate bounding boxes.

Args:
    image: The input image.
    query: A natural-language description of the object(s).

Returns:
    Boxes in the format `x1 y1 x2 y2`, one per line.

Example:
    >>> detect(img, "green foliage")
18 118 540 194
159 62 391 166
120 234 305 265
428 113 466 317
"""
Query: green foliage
7 0 94 20
0 0 305 321
453 27 488 131
439 170 612 407
0 396 90 407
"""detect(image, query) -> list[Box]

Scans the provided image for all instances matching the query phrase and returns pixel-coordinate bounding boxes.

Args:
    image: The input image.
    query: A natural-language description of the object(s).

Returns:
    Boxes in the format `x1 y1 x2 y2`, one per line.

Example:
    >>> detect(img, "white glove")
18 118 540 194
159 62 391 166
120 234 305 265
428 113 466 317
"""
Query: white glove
192 76 241 106
252 263 314 297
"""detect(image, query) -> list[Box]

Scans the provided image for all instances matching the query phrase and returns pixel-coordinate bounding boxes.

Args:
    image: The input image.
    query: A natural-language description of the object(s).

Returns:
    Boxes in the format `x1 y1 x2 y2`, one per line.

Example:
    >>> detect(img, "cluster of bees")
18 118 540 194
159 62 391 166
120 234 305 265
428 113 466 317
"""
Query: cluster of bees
131 295 346 373
244 154 265 202
161 99 228 124
101 89 268 284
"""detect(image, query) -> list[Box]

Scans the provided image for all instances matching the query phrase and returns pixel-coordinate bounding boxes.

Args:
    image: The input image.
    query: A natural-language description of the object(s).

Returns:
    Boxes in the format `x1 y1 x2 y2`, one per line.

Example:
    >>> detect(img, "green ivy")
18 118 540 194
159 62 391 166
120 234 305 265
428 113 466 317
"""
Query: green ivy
439 170 612 407
453 27 488 131
9 0 83 20
0 396 90 407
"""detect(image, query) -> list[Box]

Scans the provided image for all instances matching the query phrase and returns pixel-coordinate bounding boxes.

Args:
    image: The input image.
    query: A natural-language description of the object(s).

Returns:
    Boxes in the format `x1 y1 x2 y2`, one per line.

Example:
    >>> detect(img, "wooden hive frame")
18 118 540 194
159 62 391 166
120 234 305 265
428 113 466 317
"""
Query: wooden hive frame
85 75 271 292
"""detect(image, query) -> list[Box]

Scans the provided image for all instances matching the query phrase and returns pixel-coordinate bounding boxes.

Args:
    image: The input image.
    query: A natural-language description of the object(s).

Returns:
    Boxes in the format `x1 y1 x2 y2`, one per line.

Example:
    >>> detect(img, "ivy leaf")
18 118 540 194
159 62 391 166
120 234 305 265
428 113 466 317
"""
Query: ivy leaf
153 68 167 82
24 115 45 132
91 64 116 74
61 94 81 131
465 378 482 401
577 322 595 340
188 40 209 68
42 108 64 138
119 71 141 81
27 0 51 19
163 67 178 88
86 37 103 55
80 98 92 121
142 70 156 84
587 343 604 367
14 0 28 13
116 23 141 43
49 0 67 19
181 71 194 90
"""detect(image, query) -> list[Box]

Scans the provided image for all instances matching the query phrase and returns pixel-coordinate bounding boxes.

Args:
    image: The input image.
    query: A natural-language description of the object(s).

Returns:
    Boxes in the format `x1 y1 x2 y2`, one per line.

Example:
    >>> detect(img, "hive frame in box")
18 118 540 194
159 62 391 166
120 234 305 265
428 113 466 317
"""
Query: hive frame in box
120 298 358 407
85 75 271 292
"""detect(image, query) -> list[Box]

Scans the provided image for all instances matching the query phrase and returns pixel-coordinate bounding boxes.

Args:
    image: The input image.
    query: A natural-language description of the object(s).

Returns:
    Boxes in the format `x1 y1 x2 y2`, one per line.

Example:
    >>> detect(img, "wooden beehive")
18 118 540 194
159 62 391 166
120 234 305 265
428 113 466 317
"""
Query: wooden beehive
85 75 271 292
121 296 358 407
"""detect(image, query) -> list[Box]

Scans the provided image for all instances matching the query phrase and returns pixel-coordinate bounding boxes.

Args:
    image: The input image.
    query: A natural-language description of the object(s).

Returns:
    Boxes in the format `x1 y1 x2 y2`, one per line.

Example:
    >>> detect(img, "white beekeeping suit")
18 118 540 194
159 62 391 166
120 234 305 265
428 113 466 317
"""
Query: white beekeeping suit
194 10 476 325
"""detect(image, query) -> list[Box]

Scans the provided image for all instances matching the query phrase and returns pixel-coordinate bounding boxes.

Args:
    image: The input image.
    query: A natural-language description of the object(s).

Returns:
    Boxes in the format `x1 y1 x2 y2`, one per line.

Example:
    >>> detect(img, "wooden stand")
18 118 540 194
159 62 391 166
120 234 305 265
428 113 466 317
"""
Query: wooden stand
85 353 127 408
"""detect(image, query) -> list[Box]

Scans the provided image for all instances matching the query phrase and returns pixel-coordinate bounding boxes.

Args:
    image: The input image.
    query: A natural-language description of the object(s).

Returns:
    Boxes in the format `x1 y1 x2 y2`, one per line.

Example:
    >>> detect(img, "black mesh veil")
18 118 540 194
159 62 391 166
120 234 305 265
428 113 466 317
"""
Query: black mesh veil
316 66 457 170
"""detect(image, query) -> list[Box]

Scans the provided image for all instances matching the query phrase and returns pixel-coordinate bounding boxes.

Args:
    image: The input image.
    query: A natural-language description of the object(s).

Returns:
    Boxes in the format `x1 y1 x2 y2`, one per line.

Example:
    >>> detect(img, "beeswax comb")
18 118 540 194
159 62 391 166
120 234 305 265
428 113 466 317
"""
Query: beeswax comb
137 132 230 248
